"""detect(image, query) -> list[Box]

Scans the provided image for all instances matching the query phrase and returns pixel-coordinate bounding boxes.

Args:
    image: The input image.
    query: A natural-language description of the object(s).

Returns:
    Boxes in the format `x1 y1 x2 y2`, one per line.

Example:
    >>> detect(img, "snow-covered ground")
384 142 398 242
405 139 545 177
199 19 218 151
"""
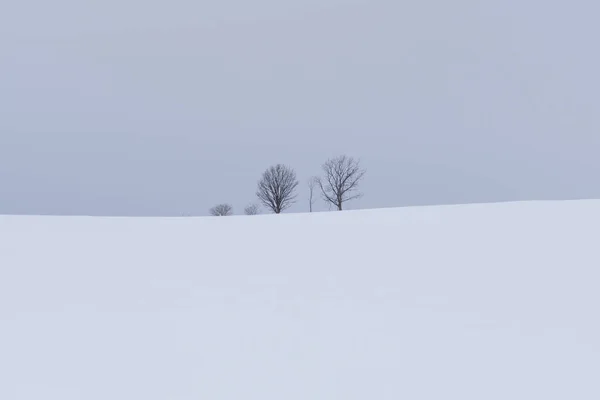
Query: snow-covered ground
1 200 599 399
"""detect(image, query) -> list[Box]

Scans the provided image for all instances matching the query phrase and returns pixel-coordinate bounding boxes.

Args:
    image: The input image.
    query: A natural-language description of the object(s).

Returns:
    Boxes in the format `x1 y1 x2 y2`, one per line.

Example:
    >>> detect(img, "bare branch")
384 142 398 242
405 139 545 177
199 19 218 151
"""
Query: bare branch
256 164 299 214
318 155 366 211
308 176 319 212
244 203 261 215
209 203 233 216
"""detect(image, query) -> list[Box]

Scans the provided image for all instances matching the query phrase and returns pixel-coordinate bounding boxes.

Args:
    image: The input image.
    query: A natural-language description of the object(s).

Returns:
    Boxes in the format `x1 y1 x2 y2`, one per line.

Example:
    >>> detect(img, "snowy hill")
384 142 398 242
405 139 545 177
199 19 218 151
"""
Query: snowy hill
1 200 599 399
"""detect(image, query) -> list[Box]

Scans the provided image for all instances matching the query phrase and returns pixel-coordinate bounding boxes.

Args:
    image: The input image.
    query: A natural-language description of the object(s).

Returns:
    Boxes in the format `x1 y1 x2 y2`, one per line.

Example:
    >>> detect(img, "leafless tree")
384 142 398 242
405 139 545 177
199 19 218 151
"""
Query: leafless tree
318 155 366 211
244 203 261 215
209 203 233 216
308 176 318 212
256 164 299 214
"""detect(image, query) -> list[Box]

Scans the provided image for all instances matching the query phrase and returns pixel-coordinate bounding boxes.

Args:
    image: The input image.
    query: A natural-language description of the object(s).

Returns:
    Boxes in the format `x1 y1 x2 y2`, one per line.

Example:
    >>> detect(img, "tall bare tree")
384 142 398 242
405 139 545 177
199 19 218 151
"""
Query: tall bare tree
318 155 366 211
308 176 318 212
244 203 261 215
209 203 233 216
256 164 299 214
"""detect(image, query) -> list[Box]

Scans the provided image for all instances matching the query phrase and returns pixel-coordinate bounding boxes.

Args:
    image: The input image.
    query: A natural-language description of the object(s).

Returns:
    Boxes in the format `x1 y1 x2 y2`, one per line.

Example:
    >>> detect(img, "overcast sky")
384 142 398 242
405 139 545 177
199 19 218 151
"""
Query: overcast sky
1 0 599 216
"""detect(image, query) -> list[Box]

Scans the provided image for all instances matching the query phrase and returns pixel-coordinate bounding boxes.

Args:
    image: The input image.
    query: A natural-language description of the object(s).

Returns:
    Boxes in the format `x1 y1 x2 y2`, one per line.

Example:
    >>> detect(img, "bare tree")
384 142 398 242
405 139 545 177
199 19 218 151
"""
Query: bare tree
318 155 366 211
244 203 261 215
308 176 318 212
209 203 233 216
256 164 299 214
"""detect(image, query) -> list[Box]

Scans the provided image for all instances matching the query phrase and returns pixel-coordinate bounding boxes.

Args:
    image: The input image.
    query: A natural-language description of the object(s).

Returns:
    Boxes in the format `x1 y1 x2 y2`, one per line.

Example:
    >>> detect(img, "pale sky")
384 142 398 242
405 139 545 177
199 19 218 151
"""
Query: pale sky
1 0 598 216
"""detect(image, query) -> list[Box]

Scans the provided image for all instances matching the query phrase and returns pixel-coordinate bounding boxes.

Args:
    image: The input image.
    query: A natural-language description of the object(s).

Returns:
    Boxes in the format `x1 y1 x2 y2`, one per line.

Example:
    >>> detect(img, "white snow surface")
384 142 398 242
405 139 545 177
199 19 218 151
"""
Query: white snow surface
1 200 599 399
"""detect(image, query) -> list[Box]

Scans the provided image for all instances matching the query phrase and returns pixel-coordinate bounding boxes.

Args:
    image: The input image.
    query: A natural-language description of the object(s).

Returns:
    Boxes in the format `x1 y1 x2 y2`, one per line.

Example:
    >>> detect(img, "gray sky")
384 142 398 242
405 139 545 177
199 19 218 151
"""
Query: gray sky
1 0 599 216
